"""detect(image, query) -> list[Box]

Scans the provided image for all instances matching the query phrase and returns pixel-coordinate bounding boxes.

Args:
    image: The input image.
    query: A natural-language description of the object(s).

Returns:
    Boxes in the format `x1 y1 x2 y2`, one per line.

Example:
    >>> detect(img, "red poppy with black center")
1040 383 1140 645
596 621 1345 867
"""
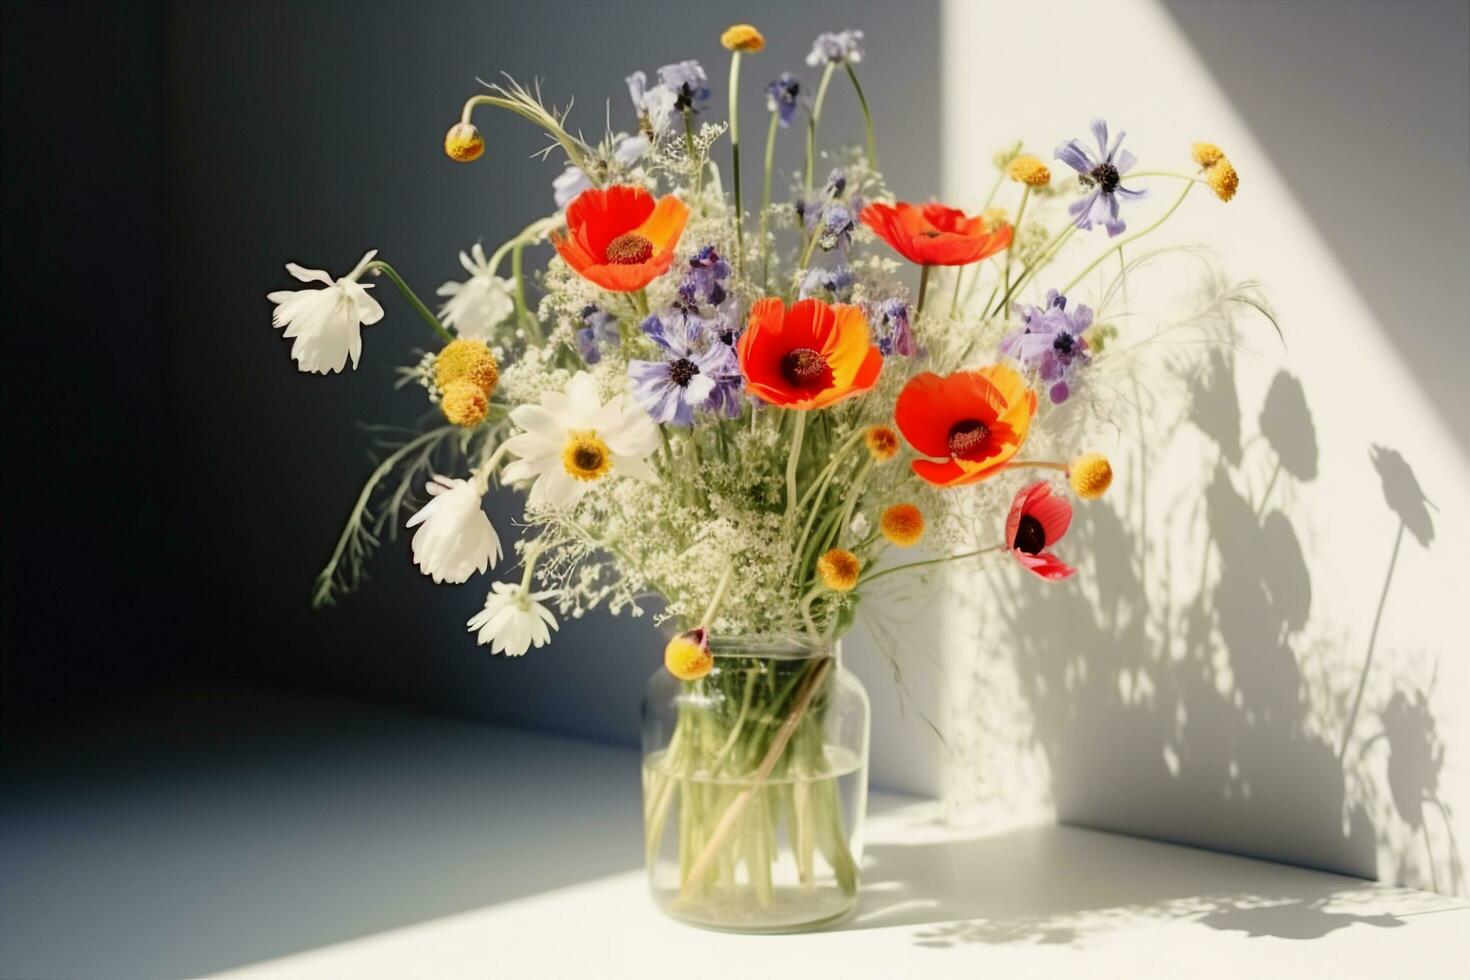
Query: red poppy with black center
1005 482 1076 581
552 185 690 292
860 201 1013 267
894 364 1037 486
737 297 883 410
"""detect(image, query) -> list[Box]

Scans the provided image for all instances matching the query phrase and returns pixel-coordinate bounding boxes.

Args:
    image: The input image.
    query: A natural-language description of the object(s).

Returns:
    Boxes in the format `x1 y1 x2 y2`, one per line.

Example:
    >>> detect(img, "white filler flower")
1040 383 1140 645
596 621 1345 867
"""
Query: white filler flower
405 474 502 583
266 250 384 374
468 582 559 656
502 371 660 509
435 243 515 340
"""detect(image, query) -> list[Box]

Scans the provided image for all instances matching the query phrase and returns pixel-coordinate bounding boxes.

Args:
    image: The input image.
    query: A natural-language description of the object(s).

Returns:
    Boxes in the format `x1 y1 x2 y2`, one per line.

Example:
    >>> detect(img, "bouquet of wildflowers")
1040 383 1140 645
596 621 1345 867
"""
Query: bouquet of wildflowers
267 23 1247 920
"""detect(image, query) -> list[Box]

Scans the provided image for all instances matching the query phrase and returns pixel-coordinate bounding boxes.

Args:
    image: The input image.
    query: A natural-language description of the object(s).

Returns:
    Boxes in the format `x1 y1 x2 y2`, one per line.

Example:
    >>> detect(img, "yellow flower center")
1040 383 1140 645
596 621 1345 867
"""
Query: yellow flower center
435 338 500 395
817 548 860 592
562 431 612 482
865 425 900 462
440 380 490 427
1007 154 1051 187
444 123 485 163
1069 452 1113 500
721 24 765 52
605 233 654 265
880 504 925 547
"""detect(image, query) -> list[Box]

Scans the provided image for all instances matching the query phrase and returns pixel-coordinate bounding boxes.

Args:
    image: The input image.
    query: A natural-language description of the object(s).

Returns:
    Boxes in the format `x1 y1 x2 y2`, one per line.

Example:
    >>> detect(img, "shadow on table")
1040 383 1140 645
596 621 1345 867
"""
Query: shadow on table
841 823 1413 946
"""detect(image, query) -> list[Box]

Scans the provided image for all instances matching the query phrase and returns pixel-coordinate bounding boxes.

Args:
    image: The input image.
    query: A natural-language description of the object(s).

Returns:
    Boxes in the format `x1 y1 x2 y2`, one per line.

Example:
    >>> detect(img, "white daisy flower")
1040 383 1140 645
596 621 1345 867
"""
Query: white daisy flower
405 474 501 584
467 582 559 656
501 371 660 510
435 243 515 341
266 250 384 374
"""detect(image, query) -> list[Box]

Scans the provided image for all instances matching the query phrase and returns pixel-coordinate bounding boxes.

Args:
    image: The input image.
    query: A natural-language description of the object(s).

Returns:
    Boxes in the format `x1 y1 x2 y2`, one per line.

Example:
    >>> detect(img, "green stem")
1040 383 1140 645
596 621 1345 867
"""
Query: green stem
364 261 453 343
915 264 933 318
459 93 593 177
682 109 702 196
803 63 836 191
949 267 964 317
728 51 744 276
1063 181 1193 294
992 224 1075 317
759 110 780 290
1001 185 1031 301
983 140 1022 209
510 238 538 341
784 410 808 525
844 62 876 167
859 545 1002 589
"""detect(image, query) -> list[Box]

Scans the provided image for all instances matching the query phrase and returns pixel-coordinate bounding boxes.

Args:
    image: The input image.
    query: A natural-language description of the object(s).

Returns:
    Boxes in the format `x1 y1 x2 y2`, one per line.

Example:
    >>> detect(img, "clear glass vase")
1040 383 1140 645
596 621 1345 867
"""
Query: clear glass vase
641 634 870 932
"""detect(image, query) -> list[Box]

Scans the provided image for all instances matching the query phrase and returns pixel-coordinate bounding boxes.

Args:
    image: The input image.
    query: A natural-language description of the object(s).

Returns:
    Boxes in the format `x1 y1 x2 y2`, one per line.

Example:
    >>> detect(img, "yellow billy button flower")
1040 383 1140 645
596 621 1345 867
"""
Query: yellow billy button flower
1191 142 1225 168
1068 452 1113 500
665 628 713 681
865 424 900 462
880 504 925 547
721 24 765 52
817 548 861 592
434 338 500 395
562 431 613 482
444 122 486 163
1007 154 1051 187
1206 157 1239 203
440 380 490 427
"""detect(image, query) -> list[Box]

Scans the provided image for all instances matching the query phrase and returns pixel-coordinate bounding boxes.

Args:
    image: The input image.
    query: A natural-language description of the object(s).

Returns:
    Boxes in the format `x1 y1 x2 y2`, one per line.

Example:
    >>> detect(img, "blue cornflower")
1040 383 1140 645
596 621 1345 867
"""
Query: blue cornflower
677 246 730 312
765 73 802 128
627 71 677 138
872 298 917 357
1055 119 1147 237
628 312 741 425
1001 289 1093 403
657 60 710 114
576 305 621 364
819 204 856 251
806 30 865 66
799 264 855 300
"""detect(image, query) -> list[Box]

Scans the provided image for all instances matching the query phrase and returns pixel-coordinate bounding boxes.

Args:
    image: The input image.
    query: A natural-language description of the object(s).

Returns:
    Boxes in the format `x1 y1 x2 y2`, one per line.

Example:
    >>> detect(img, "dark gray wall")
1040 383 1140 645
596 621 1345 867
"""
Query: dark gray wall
1 2 174 713
163 1 940 743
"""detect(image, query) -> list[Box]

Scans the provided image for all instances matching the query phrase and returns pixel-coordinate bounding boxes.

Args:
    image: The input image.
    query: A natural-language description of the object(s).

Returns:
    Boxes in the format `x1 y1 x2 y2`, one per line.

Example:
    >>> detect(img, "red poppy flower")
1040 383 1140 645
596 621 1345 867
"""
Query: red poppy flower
1005 482 1075 581
552 185 690 292
860 202 1012 267
737 297 883 410
894 364 1037 486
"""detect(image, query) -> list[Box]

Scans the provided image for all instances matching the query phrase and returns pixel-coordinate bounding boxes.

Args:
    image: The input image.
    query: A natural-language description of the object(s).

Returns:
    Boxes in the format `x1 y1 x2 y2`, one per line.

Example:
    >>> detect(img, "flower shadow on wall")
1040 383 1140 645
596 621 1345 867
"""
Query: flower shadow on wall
892 335 1460 944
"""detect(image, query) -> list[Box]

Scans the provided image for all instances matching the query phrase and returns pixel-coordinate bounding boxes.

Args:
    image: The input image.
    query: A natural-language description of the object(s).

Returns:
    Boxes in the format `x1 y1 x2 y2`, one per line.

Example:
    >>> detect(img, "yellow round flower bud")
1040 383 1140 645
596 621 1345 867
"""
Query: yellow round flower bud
1068 452 1113 500
440 380 490 427
434 339 499 396
1206 158 1239 203
1007 154 1051 187
665 628 712 681
1191 142 1225 168
721 24 765 52
444 123 485 163
817 548 860 592
865 424 900 462
880 504 925 548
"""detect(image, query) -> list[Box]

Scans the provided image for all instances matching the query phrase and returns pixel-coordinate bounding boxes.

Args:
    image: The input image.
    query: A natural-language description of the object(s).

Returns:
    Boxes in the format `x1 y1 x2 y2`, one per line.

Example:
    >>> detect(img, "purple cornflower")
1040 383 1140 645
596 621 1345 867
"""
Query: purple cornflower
627 71 677 138
676 246 730 312
765 73 802 128
799 263 855 300
819 204 855 251
1055 119 1147 237
1001 289 1093 403
628 312 741 425
872 298 917 357
576 305 621 364
806 30 865 66
657 60 710 114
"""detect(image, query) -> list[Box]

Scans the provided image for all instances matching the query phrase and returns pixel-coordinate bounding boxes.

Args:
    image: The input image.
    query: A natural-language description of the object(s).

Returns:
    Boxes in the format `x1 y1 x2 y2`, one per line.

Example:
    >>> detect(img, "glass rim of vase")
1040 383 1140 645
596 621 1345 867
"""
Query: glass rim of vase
706 632 835 660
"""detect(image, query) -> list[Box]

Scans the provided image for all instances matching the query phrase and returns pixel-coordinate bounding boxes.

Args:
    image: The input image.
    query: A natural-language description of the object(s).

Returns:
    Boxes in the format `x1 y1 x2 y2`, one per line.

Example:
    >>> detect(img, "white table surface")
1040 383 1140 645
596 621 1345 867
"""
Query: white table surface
3 684 1466 979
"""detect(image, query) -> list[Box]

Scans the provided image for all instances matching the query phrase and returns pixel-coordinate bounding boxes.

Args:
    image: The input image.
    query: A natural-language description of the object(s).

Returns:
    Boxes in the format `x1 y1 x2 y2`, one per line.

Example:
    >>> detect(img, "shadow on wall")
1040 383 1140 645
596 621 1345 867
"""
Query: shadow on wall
984 338 1460 899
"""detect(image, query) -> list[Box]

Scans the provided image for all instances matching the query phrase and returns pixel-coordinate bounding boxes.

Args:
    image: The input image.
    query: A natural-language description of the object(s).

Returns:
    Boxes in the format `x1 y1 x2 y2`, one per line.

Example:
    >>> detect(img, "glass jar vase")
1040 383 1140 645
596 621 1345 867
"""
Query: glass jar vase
641 634 870 932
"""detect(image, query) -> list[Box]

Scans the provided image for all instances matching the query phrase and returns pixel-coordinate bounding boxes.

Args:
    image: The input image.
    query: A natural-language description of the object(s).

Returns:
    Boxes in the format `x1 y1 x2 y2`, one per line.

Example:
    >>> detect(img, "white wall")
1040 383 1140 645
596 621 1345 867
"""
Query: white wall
939 0 1469 897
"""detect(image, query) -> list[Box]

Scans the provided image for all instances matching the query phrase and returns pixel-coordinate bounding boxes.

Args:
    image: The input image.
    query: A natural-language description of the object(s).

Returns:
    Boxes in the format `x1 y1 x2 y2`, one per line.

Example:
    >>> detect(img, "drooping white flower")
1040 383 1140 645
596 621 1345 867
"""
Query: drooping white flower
405 474 501 583
266 250 384 373
501 371 660 510
435 243 515 341
467 582 559 656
